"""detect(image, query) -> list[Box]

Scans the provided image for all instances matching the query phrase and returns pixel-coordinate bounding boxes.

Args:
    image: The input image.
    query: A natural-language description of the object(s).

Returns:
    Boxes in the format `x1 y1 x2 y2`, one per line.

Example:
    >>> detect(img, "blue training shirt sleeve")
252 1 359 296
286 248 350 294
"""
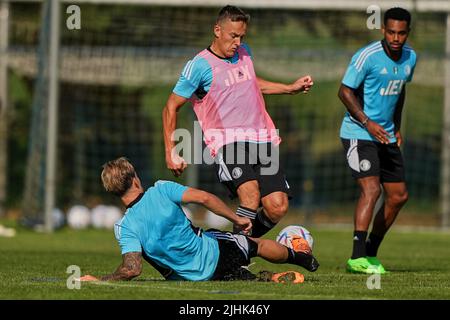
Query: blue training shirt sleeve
116 224 141 255
342 50 370 89
406 51 417 82
173 57 212 99
155 180 188 204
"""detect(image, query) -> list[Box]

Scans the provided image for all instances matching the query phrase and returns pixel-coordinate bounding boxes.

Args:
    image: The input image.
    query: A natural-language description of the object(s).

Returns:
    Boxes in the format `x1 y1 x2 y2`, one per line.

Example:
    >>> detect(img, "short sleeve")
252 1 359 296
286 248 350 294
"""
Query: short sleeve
342 50 370 89
114 222 141 255
173 57 212 99
406 64 415 82
406 50 417 82
155 180 188 204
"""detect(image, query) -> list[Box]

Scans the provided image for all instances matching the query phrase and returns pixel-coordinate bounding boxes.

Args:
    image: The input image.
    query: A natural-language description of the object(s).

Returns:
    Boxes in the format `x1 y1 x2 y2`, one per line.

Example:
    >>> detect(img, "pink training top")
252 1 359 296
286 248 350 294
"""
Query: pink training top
190 46 281 157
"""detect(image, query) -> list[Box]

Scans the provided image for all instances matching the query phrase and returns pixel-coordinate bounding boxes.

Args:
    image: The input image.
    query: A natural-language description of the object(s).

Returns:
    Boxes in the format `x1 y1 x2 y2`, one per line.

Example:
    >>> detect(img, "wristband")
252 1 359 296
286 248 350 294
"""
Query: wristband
362 117 369 127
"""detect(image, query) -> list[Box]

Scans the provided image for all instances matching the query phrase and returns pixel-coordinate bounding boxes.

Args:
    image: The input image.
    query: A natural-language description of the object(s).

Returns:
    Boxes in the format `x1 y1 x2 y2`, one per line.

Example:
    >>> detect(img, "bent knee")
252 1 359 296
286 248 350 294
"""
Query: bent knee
263 196 289 222
389 191 409 206
361 184 382 201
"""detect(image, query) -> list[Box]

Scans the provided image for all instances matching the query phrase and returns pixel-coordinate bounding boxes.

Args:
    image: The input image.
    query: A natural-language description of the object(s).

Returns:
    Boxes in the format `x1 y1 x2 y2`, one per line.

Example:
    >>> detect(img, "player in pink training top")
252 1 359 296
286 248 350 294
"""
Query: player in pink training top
163 5 313 237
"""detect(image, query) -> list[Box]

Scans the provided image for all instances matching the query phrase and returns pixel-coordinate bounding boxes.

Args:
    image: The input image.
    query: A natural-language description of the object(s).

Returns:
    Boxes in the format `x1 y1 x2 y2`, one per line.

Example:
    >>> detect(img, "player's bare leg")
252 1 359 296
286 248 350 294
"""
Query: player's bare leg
235 190 289 238
354 176 382 233
235 182 288 237
244 191 289 238
371 182 408 236
261 191 289 224
233 180 260 233
249 237 319 273
347 176 383 274
236 180 260 211
366 181 408 267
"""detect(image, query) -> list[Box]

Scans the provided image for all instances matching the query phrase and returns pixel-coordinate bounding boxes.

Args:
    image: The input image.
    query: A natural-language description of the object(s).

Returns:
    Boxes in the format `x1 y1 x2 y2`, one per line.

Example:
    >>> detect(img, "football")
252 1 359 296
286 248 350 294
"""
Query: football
67 205 91 230
276 225 314 254
103 205 123 229
91 204 108 229
91 204 122 229
52 208 66 229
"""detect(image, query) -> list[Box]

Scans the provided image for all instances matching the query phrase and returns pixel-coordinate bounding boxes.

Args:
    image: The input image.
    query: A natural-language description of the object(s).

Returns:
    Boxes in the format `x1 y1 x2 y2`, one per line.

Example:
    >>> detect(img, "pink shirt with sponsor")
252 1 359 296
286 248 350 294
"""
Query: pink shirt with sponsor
190 47 281 157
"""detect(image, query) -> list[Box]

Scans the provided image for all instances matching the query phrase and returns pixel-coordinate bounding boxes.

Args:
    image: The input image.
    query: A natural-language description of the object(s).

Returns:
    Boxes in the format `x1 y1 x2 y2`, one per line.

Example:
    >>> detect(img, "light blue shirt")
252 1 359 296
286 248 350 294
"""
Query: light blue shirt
173 43 253 99
114 180 219 281
340 41 417 142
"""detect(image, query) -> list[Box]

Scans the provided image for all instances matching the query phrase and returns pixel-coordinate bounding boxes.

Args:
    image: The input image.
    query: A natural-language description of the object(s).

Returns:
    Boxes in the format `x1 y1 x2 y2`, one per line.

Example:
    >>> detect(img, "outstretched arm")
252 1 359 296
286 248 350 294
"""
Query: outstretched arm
163 93 189 177
182 188 252 233
80 252 142 282
257 75 313 95
338 84 391 144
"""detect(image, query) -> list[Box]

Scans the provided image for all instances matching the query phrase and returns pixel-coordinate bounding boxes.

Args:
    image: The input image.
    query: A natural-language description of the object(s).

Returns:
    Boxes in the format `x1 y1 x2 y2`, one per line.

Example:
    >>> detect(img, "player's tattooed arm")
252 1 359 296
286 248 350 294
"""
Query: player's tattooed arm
100 252 142 281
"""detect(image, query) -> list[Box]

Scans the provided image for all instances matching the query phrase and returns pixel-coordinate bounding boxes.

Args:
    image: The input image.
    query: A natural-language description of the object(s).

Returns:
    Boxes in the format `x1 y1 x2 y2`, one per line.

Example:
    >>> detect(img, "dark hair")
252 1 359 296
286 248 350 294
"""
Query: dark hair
216 5 250 25
384 7 411 27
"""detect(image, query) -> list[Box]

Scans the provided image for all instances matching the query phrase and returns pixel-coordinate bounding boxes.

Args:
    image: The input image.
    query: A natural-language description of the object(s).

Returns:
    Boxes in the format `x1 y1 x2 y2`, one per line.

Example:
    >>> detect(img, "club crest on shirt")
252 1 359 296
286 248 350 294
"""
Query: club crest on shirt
404 65 411 76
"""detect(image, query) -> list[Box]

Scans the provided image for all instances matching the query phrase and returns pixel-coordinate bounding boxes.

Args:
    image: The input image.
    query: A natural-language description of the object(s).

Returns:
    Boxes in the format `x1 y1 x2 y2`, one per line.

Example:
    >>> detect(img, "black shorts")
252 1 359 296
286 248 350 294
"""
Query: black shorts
341 138 405 182
207 230 258 281
214 142 291 199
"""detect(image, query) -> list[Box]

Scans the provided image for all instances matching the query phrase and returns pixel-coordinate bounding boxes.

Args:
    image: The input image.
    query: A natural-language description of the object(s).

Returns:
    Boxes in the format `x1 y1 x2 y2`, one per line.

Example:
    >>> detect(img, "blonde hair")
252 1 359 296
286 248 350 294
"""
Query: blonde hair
101 157 136 197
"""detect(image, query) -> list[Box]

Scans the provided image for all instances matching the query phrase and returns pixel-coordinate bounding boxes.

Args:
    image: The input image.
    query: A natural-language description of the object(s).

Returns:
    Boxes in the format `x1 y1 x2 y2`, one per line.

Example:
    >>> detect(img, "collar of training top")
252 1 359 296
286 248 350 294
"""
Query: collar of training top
126 192 144 209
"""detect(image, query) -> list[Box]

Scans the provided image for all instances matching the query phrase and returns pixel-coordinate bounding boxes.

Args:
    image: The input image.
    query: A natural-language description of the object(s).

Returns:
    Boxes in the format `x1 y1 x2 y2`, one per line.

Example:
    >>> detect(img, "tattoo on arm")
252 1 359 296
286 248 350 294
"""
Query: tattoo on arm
100 252 142 281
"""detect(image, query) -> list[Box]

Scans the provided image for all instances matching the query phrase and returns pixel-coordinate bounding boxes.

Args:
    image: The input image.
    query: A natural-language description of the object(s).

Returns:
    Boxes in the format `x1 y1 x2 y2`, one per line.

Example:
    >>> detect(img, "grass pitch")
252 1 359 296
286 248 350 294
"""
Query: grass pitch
1 225 449 300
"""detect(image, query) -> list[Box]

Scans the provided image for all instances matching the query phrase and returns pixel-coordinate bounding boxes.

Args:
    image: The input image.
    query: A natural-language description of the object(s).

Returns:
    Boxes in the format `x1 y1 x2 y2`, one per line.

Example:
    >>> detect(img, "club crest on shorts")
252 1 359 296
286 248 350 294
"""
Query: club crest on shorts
360 159 371 172
232 167 243 179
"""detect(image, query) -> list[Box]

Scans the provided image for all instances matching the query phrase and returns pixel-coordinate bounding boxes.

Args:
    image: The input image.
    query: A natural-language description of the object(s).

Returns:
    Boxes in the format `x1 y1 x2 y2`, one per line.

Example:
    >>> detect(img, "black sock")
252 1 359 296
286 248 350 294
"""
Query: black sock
236 206 257 220
351 231 368 259
286 247 319 272
251 209 276 238
366 233 384 257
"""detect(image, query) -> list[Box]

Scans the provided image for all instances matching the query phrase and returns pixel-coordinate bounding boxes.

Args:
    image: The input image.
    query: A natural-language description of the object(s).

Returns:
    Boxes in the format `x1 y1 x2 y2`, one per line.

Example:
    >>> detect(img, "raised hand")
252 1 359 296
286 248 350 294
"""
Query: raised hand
166 149 187 177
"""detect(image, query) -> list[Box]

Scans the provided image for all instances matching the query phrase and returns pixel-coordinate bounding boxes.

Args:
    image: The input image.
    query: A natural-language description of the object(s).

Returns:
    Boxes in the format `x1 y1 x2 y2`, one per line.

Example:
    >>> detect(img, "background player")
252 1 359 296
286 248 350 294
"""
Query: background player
338 7 416 274
163 5 313 238
80 157 319 282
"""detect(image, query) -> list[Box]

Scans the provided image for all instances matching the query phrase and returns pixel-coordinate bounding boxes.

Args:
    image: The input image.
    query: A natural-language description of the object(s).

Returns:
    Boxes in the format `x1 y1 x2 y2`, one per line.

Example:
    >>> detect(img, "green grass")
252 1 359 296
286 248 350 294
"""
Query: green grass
1 225 449 300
